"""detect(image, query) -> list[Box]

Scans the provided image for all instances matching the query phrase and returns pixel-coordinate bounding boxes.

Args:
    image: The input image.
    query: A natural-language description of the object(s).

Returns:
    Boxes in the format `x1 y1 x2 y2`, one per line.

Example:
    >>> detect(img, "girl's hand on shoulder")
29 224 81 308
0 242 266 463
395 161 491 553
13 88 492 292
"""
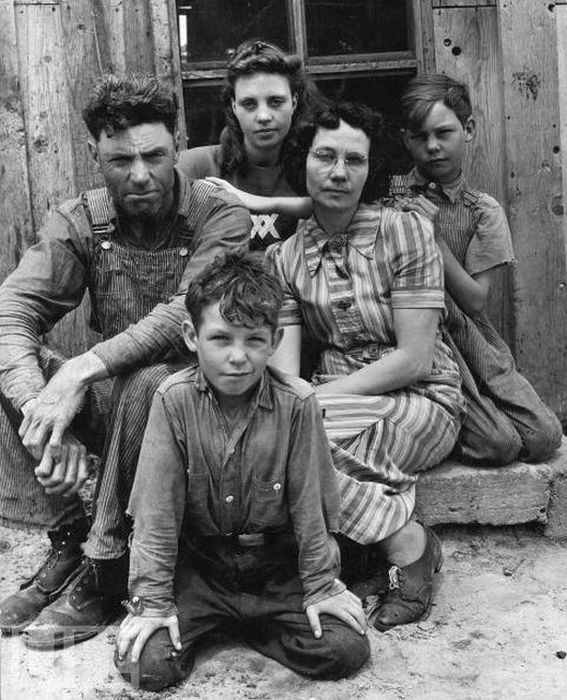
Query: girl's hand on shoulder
402 194 439 225
116 611 181 664
205 176 240 197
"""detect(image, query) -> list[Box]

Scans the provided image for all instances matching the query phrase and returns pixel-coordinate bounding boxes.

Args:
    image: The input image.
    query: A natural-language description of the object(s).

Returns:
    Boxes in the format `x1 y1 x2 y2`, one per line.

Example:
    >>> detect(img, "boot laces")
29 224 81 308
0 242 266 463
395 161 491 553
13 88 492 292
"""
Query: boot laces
388 565 401 590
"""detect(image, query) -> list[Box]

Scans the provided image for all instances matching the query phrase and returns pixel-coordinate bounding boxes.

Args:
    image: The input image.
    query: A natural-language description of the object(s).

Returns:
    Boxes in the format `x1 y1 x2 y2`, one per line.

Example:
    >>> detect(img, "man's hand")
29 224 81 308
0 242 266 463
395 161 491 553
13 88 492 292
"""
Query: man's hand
306 589 367 639
401 194 440 226
19 352 107 459
34 432 89 497
117 612 181 664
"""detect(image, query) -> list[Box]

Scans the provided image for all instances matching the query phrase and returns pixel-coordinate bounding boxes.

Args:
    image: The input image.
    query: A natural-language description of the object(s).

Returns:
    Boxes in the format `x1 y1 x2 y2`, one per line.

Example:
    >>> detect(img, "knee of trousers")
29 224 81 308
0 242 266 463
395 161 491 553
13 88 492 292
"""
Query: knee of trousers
313 622 371 680
519 413 563 463
114 629 189 692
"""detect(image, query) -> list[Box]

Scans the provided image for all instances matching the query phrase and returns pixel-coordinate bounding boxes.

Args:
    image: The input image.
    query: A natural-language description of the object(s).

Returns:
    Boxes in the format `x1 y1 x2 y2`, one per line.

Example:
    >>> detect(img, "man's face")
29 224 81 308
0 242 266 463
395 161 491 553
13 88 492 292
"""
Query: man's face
305 120 370 214
182 302 282 404
231 72 297 158
90 122 178 221
403 101 474 184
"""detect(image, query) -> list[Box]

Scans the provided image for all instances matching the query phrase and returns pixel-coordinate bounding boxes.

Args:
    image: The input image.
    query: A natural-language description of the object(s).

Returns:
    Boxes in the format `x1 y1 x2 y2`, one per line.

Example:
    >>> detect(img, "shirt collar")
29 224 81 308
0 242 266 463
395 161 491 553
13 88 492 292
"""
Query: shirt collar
407 167 465 203
195 367 273 410
303 204 379 276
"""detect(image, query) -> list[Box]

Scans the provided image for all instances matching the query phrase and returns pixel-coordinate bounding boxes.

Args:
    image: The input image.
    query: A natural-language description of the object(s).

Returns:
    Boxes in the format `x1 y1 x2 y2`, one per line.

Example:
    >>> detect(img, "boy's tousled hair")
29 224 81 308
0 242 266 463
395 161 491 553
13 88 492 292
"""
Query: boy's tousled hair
400 73 472 131
83 74 178 140
185 252 283 333
284 100 391 203
219 39 319 177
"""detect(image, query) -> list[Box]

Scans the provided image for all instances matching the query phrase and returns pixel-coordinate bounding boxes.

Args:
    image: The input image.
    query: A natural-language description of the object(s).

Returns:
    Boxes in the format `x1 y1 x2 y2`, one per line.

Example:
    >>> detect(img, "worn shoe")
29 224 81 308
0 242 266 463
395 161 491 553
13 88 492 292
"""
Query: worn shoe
23 554 128 650
373 525 443 631
0 518 89 635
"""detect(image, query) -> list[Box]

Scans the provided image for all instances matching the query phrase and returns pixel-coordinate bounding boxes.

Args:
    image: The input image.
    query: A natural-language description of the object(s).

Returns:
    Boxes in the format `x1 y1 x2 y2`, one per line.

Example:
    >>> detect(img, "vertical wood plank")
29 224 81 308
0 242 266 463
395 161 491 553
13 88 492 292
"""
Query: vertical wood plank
498 0 567 416
0 0 34 282
417 0 437 73
433 5 513 345
150 0 187 147
557 5 567 270
15 1 94 356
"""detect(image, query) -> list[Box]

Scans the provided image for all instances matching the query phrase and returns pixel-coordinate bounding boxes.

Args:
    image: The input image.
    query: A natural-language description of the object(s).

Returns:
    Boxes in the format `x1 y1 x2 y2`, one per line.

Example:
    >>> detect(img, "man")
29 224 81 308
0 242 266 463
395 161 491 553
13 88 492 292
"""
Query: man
0 74 250 648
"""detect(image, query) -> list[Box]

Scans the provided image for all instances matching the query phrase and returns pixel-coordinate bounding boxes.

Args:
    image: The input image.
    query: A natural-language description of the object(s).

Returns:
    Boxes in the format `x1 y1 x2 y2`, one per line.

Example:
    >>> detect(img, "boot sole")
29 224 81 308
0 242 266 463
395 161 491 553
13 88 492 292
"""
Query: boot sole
23 613 118 651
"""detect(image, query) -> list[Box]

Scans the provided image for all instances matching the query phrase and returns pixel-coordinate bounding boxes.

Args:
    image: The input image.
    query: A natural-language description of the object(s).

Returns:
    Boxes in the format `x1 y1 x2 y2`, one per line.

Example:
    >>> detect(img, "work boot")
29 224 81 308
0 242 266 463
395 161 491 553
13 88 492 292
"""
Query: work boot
0 518 90 635
373 525 443 631
23 553 128 649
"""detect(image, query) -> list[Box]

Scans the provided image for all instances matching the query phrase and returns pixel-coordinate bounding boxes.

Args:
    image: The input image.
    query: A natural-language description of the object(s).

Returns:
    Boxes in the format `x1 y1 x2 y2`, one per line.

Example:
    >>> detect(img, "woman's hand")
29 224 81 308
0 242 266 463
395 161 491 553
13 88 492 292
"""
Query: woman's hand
401 194 440 227
306 589 367 638
116 612 181 664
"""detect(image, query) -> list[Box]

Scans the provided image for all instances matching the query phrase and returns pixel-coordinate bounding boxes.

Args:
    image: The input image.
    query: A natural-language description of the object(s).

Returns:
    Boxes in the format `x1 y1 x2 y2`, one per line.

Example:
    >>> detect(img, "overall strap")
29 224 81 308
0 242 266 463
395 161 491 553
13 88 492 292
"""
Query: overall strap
84 188 114 237
186 179 218 231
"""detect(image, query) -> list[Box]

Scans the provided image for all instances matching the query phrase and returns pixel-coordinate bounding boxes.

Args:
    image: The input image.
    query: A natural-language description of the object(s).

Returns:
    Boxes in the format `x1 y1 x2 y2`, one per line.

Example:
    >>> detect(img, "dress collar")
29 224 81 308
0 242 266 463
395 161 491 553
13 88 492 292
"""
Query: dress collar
302 204 379 276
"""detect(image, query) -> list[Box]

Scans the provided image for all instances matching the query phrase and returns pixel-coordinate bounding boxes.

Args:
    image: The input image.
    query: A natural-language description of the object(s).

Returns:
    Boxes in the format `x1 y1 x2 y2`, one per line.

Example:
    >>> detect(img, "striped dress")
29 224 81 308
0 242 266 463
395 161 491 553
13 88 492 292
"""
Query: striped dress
389 170 562 465
266 204 465 544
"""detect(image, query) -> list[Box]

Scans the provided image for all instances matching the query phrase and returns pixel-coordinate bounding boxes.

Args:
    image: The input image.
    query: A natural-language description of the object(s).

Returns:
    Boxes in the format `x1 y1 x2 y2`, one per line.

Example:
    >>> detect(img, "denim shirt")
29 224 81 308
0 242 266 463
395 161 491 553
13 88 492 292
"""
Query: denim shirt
127 366 345 615
0 173 250 410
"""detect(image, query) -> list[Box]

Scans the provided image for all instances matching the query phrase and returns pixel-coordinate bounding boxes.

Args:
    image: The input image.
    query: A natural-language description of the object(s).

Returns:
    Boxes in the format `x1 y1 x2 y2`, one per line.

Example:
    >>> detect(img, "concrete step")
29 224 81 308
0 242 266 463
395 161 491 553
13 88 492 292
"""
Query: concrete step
415 437 567 538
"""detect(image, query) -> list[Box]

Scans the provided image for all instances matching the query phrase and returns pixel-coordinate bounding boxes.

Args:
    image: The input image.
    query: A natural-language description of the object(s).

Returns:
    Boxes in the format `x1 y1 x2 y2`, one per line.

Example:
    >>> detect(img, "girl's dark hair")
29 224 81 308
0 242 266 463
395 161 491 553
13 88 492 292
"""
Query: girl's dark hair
218 39 318 177
83 74 178 139
283 101 391 203
185 252 283 333
400 73 472 131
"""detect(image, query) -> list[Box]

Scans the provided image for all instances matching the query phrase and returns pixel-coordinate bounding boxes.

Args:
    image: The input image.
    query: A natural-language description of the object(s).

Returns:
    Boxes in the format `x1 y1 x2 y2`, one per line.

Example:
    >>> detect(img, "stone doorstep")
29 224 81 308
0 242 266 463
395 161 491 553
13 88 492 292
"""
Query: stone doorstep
414 437 567 539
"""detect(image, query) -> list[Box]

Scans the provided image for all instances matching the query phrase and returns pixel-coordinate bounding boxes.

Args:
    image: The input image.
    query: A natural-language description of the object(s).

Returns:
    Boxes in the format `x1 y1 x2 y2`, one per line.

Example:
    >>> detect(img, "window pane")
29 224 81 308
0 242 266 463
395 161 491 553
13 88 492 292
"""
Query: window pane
183 85 224 147
305 0 410 57
177 0 290 64
315 74 414 173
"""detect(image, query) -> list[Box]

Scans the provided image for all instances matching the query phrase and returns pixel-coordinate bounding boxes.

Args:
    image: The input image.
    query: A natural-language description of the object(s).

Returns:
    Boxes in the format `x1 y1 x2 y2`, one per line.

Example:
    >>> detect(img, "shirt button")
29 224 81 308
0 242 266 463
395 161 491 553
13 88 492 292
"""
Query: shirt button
338 299 352 310
101 240 112 250
179 247 189 257
273 483 281 491
225 495 234 503
428 182 437 190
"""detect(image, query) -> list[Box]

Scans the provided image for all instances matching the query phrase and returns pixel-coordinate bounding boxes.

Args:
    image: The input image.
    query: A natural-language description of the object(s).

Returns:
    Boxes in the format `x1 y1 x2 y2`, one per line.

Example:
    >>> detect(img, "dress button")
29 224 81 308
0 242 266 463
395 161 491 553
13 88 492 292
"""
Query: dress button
273 483 281 491
179 247 189 257
101 240 112 250
225 495 234 503
428 182 437 190
338 299 352 311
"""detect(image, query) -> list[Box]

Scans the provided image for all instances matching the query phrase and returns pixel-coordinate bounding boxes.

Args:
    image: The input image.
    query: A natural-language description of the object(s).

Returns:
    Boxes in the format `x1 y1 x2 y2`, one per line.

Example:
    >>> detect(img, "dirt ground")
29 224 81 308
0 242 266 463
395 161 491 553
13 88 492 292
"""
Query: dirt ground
1 523 566 700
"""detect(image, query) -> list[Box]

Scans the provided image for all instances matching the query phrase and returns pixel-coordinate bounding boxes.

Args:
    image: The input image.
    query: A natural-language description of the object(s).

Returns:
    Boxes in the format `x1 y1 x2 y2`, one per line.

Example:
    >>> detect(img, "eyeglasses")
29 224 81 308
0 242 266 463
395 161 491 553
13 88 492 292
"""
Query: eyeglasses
309 149 368 171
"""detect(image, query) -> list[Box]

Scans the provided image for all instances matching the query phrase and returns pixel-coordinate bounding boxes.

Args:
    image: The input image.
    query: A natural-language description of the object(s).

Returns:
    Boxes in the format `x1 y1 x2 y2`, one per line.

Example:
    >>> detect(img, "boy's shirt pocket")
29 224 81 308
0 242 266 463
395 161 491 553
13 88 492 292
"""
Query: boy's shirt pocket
249 474 288 529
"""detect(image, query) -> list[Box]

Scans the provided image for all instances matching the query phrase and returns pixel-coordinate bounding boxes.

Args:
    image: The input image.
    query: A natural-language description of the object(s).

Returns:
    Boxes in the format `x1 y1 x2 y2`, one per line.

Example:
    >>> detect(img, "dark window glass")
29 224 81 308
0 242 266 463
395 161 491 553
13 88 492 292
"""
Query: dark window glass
305 0 410 57
315 74 414 173
183 85 224 147
177 0 290 65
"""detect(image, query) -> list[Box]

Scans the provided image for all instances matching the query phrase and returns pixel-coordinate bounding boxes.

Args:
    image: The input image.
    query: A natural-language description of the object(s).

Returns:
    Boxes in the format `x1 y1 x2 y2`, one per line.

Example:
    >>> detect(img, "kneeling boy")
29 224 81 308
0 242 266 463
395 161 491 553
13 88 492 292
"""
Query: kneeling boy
115 253 369 691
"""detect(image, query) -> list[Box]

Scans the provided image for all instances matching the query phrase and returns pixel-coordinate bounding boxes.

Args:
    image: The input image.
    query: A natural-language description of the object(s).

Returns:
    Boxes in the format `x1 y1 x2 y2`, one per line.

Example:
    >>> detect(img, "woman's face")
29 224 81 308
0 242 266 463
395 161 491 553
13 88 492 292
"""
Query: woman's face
232 72 297 157
305 120 370 213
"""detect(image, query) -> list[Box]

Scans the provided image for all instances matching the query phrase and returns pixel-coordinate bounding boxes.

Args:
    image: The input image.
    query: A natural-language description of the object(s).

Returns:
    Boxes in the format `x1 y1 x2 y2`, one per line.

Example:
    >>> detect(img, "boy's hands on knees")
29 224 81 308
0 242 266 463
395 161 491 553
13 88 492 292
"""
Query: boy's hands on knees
117 612 182 664
306 589 367 639
34 432 89 497
401 194 439 226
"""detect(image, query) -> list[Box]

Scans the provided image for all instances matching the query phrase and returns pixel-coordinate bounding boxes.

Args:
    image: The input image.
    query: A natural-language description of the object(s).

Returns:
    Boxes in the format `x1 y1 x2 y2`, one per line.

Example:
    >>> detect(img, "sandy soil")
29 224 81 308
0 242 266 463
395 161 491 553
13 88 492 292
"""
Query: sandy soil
1 523 566 700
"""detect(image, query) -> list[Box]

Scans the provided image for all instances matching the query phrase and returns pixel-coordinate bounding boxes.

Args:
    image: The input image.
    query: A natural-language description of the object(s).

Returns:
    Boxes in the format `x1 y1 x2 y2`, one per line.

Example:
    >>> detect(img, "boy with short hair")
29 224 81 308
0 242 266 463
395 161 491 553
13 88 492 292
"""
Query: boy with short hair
391 73 561 465
115 252 369 692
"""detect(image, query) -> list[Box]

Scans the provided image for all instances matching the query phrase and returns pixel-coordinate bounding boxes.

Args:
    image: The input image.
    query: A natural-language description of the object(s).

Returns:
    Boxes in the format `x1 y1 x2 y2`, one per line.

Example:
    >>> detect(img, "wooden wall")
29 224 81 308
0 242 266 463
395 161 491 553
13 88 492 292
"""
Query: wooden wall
423 0 567 418
1 0 567 418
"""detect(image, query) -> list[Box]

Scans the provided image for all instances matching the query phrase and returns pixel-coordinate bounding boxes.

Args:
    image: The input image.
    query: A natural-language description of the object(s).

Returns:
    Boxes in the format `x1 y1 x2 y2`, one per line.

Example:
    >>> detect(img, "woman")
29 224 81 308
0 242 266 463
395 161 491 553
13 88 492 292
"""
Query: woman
178 39 318 250
266 102 466 630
